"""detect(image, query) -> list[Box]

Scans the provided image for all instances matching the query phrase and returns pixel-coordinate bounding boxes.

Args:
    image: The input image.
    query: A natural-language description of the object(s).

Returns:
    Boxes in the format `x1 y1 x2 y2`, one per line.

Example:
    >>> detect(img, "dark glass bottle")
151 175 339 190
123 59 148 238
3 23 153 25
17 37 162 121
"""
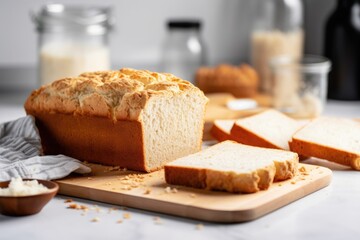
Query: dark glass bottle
324 0 360 100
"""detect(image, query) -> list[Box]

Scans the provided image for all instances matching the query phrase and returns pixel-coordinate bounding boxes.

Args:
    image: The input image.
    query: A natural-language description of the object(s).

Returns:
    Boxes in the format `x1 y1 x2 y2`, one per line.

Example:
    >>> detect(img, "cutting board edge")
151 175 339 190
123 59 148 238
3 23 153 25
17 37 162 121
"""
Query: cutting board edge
56 165 332 223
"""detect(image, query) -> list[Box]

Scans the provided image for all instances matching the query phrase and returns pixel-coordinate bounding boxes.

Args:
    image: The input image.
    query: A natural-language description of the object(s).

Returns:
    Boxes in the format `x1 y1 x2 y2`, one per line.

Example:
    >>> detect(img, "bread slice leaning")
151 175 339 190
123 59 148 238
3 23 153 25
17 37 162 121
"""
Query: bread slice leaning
289 117 360 170
230 109 303 150
210 120 235 142
165 141 299 193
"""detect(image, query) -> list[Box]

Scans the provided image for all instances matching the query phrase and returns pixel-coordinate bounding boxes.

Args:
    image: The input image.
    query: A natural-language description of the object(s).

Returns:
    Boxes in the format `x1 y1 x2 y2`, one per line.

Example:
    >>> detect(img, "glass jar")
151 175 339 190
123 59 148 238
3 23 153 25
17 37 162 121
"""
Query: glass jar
270 55 331 118
160 20 206 84
32 4 112 86
251 0 304 94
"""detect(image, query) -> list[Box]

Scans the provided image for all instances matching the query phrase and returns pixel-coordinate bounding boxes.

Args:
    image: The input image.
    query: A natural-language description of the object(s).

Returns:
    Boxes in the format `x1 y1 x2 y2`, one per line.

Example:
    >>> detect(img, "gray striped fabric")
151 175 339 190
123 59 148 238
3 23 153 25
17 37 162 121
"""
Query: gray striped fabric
0 116 91 181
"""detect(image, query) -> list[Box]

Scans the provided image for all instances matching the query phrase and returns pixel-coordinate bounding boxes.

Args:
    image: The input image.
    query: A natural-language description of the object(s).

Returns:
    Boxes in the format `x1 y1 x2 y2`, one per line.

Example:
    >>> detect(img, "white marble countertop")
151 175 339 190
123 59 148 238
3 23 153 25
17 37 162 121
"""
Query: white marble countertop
1 92 360 240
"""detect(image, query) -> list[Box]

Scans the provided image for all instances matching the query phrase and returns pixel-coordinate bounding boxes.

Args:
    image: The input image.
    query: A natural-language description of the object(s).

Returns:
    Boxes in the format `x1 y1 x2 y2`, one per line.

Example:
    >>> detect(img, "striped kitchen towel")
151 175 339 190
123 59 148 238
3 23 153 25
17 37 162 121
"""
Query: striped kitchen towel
0 116 91 181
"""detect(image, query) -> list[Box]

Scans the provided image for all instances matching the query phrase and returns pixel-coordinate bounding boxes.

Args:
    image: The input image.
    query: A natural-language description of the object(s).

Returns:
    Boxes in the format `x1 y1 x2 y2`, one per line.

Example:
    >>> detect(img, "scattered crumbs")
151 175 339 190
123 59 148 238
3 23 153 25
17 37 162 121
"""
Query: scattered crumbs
189 193 196 198
93 205 102 213
87 177 93 180
143 188 151 195
164 187 172 193
300 177 306 181
164 186 178 194
64 198 73 203
196 223 204 230
123 212 131 219
80 205 89 211
117 220 123 224
91 217 100 222
68 203 81 209
121 186 131 191
153 216 162 225
111 207 119 211
121 206 128 211
291 181 296 185
316 166 320 169
278 183 282 187
299 166 306 173
302 172 310 176
105 182 112 186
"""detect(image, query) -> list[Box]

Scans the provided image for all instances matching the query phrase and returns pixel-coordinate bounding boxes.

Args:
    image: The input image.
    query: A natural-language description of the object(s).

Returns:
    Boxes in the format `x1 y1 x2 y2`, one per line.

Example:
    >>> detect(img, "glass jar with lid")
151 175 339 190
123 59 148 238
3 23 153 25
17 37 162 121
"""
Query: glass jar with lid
32 4 112 86
160 20 206 84
251 0 304 94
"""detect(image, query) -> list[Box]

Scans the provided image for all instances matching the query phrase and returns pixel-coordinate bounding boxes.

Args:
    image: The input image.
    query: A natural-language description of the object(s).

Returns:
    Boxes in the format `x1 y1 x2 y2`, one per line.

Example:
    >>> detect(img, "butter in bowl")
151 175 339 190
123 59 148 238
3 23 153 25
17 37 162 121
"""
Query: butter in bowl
0 178 58 216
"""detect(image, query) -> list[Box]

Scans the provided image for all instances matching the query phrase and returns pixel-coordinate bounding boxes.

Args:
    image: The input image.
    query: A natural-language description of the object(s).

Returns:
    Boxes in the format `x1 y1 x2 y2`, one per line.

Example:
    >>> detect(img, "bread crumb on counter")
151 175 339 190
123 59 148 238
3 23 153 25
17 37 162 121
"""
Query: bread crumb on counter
117 220 123 224
64 198 73 203
153 216 162 225
91 217 100 222
196 223 204 230
123 212 131 219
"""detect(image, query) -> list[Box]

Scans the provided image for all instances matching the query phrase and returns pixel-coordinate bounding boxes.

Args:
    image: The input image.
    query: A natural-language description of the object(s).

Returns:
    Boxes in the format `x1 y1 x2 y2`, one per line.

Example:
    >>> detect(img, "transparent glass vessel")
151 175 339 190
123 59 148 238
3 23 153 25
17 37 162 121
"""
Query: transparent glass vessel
270 55 331 118
161 20 206 84
32 4 112 86
251 0 304 94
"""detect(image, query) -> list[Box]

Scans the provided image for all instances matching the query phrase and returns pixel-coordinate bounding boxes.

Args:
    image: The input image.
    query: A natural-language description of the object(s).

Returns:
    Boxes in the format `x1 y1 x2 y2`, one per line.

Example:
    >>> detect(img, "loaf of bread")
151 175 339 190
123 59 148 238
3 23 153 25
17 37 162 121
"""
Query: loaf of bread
289 117 360 170
195 64 258 98
24 68 208 172
165 141 299 193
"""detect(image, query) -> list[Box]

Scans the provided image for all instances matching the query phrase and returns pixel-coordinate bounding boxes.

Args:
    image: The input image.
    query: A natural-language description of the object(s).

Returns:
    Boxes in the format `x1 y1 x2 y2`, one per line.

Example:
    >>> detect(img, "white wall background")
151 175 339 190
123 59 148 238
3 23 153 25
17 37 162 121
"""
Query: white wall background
0 0 336 91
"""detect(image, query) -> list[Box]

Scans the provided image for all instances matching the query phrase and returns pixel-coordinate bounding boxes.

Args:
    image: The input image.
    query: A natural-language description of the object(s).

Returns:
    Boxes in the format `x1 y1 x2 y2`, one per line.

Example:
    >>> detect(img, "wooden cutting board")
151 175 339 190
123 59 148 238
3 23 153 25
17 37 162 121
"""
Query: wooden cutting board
56 163 331 223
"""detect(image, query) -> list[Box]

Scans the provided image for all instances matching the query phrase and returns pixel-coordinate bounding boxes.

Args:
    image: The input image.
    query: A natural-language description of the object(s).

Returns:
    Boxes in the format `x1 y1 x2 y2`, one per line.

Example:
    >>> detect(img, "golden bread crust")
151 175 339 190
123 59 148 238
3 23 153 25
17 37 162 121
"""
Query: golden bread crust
25 68 204 121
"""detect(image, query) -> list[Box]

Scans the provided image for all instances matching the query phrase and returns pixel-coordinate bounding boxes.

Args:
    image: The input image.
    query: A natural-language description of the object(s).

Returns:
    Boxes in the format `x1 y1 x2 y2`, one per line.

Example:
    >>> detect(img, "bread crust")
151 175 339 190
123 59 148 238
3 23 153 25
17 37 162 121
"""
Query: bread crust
289 139 360 170
25 68 204 121
210 123 233 142
27 110 150 172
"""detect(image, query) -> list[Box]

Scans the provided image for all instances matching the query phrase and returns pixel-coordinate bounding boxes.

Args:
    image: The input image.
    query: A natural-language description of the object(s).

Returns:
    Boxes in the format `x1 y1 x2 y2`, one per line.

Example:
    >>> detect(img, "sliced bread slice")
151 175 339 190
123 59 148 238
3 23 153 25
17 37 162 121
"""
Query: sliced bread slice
289 117 360 170
230 109 303 150
165 141 298 193
210 120 235 142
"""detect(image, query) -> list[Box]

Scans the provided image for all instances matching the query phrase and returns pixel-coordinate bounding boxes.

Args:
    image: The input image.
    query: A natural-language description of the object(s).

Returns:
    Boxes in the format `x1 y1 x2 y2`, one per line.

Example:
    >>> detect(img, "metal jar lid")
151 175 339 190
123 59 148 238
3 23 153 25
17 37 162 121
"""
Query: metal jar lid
31 4 113 35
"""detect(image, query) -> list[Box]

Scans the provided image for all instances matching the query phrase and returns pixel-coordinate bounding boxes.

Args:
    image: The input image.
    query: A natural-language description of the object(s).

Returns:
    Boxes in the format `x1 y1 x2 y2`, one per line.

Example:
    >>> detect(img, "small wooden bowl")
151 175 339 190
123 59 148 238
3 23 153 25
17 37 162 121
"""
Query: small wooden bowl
0 179 59 216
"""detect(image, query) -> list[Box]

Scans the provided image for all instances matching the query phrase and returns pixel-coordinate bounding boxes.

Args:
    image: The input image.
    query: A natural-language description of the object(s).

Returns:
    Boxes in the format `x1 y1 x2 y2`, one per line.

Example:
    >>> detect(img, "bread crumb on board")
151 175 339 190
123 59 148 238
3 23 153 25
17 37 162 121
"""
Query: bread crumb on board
143 188 151 195
164 186 178 193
